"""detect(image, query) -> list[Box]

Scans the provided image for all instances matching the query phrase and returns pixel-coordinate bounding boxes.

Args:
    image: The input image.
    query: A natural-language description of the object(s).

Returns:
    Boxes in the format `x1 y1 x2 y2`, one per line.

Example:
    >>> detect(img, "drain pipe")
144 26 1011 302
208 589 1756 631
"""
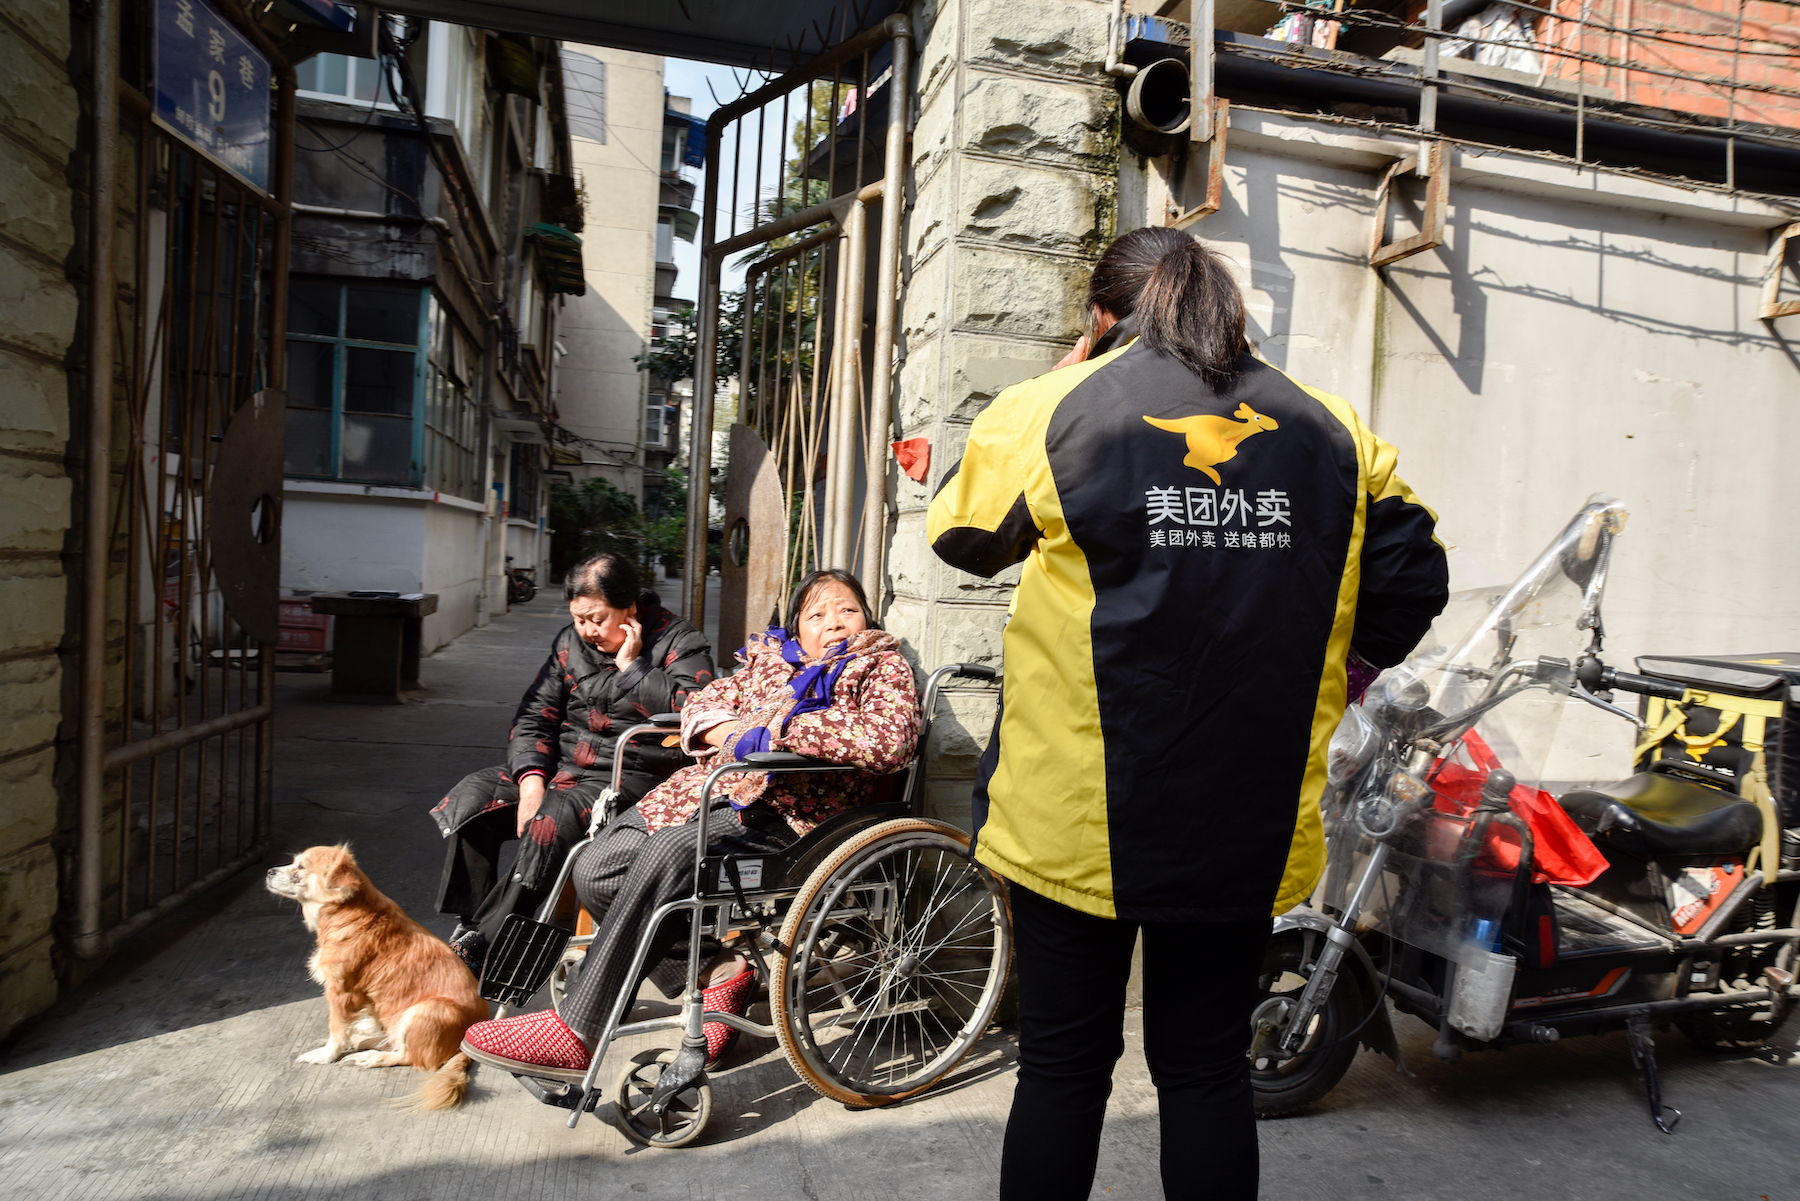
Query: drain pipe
858 16 911 612
75 0 121 960
1106 0 1139 77
291 202 451 232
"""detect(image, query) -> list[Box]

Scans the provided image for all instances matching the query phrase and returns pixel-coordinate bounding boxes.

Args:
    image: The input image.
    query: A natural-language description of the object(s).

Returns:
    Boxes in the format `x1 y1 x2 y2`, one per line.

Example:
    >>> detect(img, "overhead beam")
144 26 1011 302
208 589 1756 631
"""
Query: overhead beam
379 0 861 69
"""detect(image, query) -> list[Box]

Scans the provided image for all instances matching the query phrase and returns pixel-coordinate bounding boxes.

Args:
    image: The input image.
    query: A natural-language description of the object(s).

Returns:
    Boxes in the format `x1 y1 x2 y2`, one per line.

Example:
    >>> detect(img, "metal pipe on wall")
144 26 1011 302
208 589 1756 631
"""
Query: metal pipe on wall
826 198 867 569
1420 0 1444 172
685 126 724 627
858 21 910 613
75 0 121 960
262 30 297 849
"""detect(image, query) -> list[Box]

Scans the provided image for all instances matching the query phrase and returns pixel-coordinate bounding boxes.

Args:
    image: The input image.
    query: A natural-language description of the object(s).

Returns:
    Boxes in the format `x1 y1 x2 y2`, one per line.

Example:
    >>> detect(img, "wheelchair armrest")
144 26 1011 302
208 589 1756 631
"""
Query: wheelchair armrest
741 751 856 773
649 712 682 726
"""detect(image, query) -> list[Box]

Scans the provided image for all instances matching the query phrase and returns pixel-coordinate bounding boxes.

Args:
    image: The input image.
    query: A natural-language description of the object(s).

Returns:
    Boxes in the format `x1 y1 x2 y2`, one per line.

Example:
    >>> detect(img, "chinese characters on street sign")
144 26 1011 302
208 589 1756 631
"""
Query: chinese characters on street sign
153 0 271 192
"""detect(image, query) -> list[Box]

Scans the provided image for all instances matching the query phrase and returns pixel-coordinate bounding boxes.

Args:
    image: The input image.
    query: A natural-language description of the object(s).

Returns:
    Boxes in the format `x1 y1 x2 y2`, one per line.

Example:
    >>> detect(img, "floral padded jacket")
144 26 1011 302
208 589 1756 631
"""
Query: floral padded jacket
635 628 920 836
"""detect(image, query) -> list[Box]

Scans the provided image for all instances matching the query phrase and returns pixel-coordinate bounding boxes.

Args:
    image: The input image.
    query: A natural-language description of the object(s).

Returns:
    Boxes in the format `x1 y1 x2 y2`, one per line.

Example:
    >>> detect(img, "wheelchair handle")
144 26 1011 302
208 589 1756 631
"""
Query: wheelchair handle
920 662 1000 729
608 715 685 795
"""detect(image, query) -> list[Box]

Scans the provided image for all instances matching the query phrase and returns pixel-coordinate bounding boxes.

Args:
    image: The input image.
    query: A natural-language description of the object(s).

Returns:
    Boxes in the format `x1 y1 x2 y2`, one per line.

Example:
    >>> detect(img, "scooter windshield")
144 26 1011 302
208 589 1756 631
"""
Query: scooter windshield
1319 495 1628 966
1400 493 1627 793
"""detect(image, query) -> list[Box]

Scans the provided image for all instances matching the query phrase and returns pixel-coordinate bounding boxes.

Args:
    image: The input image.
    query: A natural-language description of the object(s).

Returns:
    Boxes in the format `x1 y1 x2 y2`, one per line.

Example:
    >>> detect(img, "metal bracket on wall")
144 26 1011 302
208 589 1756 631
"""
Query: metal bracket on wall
1370 140 1448 268
1758 222 1800 320
1168 98 1229 229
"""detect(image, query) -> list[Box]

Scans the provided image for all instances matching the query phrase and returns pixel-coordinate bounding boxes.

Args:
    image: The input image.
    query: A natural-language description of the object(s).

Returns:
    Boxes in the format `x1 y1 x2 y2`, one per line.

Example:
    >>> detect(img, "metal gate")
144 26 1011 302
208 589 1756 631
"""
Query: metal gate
75 5 293 959
686 14 911 650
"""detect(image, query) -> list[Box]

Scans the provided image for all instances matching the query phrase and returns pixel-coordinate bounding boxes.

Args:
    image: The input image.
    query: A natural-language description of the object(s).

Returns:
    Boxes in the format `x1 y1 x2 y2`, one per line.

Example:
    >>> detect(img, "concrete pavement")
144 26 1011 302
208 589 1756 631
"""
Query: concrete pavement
1 602 1796 1200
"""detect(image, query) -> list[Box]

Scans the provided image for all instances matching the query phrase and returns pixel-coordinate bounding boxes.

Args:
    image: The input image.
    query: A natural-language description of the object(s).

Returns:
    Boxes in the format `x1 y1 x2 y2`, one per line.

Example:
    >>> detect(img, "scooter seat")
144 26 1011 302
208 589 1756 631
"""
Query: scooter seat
1557 772 1763 859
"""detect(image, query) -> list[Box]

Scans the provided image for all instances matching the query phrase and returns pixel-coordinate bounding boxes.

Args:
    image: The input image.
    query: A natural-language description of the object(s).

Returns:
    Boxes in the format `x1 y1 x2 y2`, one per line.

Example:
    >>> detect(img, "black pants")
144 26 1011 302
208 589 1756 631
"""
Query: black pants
558 800 795 1041
434 765 621 945
1000 884 1271 1201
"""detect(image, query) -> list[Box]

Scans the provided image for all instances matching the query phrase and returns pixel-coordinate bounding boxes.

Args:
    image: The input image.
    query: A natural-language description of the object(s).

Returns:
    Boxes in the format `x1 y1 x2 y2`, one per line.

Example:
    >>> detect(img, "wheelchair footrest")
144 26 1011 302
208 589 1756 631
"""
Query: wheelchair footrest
514 1073 603 1112
480 913 572 1006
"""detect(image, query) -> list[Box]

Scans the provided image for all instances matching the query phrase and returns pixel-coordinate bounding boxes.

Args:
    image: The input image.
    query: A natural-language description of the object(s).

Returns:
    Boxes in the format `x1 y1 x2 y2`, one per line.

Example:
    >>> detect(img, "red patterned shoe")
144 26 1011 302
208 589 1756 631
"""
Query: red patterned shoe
702 968 758 1067
462 1008 592 1081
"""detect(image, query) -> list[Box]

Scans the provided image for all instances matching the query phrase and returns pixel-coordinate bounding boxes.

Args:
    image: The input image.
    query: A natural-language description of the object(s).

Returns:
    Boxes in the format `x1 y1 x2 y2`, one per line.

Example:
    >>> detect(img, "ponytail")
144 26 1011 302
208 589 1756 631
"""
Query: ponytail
1085 227 1247 389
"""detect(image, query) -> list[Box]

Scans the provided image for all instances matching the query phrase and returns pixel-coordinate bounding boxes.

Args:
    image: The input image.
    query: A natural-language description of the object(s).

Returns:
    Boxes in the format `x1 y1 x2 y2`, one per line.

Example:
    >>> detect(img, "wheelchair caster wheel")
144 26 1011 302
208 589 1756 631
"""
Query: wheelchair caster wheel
612 1048 712 1148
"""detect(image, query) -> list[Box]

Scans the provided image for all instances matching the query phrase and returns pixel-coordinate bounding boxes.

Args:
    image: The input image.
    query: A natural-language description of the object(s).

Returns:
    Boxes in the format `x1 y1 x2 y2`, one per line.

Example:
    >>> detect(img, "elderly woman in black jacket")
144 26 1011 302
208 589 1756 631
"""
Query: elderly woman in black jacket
430 552 715 974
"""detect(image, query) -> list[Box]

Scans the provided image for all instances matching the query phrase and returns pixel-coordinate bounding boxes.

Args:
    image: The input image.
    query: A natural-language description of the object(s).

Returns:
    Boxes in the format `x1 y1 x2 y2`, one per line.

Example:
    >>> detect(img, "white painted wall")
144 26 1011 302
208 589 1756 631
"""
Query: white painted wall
556 44 665 495
504 519 546 581
280 481 490 651
1120 110 1800 778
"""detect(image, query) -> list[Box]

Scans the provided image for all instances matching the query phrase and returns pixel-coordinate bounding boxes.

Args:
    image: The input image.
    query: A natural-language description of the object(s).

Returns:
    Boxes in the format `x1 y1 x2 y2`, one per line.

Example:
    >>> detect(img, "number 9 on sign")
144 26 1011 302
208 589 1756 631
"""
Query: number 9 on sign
208 69 226 121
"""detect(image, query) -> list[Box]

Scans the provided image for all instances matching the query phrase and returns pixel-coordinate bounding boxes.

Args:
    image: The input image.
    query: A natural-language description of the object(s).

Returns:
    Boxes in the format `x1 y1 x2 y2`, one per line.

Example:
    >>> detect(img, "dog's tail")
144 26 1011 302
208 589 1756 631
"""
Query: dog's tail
411 1051 473 1111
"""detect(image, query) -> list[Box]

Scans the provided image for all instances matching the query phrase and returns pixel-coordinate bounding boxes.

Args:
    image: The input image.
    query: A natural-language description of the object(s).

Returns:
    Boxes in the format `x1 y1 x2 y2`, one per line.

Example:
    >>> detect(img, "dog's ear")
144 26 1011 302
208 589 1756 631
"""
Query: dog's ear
305 844 364 904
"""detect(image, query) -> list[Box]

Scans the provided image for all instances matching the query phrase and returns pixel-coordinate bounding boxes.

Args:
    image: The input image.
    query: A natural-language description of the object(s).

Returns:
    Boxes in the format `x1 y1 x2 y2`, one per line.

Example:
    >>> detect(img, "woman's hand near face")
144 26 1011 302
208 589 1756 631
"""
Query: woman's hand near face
613 616 643 670
569 596 638 657
1053 335 1091 370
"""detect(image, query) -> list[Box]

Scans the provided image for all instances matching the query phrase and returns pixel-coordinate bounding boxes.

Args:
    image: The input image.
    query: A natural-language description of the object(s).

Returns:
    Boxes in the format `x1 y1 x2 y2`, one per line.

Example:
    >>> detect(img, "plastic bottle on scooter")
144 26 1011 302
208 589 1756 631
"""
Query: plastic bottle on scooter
1445 770 1521 1042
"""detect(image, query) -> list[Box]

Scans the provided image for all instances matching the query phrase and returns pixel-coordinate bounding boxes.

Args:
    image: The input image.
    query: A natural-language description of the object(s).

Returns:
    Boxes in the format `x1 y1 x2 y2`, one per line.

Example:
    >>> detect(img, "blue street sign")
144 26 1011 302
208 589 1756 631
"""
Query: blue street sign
152 0 271 192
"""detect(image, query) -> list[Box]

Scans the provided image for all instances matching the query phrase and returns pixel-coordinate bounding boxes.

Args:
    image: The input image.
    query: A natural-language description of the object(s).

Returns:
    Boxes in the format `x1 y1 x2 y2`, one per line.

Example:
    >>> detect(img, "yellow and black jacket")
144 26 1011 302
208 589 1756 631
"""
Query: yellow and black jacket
927 322 1447 922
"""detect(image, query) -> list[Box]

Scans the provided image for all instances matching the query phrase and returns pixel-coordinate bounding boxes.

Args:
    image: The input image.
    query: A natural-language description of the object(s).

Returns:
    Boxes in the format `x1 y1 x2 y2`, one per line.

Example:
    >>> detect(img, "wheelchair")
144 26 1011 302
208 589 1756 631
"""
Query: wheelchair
476 662 1013 1147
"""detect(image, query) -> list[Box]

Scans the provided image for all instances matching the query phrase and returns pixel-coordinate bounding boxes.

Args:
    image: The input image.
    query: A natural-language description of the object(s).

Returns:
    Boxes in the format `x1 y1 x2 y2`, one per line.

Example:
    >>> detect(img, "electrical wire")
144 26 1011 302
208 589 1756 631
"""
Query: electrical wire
1278 3 1800 96
292 92 387 153
1287 0 1800 62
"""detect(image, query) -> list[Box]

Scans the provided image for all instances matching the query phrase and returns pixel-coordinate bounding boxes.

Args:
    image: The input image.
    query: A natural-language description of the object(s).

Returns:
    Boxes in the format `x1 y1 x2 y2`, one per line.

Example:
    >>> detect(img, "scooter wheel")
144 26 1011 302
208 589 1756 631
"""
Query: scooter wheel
612 1048 712 1148
1249 932 1364 1118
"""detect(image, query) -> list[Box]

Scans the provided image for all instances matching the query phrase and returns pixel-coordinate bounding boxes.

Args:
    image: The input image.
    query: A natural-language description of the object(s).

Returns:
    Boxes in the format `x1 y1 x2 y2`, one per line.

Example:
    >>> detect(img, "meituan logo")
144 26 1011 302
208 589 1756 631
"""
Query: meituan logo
1143 403 1279 485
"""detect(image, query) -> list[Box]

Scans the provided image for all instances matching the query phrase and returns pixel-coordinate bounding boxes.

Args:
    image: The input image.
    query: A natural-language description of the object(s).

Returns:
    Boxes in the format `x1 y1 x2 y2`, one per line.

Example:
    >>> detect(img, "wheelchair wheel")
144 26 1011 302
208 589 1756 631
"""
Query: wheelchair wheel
771 818 1011 1108
612 1048 712 1148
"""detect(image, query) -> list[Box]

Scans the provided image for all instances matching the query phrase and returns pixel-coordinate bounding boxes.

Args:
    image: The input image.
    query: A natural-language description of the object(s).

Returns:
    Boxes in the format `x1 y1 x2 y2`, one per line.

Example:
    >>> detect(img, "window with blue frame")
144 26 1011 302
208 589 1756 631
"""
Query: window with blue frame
424 296 481 501
284 281 481 499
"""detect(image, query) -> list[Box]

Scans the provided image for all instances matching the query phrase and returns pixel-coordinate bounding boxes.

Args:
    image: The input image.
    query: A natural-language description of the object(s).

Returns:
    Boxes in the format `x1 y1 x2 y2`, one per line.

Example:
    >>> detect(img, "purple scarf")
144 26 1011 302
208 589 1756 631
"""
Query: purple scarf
729 627 853 760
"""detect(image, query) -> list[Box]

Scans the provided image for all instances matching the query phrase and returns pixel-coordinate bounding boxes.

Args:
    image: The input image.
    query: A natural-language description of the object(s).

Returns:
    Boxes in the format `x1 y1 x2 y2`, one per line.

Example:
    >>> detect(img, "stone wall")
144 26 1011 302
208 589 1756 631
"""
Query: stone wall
0 0 79 1042
889 0 1117 826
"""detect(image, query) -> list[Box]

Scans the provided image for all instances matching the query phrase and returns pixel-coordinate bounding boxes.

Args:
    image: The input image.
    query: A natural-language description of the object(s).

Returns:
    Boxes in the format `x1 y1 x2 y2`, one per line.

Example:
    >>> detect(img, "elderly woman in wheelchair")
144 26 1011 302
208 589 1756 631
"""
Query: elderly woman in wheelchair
459 570 1009 1145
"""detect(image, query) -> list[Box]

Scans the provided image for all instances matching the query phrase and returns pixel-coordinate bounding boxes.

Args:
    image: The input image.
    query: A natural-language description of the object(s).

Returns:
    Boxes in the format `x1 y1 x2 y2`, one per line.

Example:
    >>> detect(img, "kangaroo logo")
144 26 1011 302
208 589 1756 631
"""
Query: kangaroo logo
1143 403 1279 485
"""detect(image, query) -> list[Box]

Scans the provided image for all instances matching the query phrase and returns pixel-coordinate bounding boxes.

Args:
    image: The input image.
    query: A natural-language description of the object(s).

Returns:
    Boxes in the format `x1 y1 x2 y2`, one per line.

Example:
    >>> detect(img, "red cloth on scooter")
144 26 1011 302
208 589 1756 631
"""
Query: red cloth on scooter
1427 732 1608 887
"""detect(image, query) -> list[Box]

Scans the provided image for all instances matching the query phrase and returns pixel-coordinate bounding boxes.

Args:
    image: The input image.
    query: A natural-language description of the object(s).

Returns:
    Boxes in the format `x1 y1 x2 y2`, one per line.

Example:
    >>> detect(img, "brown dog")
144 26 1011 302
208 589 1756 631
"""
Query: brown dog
266 844 487 1109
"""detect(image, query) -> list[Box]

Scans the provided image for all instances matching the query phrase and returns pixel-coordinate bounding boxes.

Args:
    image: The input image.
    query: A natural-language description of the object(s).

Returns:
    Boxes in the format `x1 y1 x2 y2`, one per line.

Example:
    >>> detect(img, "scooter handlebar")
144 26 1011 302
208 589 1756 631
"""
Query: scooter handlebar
1601 668 1687 701
1577 656 1687 702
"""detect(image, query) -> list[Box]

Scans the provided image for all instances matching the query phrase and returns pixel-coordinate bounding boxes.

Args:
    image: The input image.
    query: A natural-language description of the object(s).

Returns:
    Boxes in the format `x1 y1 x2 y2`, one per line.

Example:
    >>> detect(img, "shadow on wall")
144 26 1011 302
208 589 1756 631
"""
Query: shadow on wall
1379 191 1789 401
1208 164 1373 371
1379 189 1488 397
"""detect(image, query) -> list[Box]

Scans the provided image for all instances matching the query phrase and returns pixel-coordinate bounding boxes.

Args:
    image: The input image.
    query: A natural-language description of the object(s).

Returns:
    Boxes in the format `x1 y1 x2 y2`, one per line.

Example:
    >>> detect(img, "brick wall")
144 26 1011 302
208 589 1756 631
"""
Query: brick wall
0 0 79 1042
1539 0 1800 128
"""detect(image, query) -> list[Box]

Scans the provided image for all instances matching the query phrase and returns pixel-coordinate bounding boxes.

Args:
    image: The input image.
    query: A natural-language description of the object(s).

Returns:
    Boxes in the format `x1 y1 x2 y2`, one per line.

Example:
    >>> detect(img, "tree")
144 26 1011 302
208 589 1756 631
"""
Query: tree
633 292 745 390
549 476 650 581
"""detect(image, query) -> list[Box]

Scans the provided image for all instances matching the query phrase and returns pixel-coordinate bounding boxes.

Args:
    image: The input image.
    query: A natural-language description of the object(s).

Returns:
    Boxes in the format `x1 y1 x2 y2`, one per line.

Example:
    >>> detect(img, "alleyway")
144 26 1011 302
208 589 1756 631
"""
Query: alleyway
0 605 1795 1199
